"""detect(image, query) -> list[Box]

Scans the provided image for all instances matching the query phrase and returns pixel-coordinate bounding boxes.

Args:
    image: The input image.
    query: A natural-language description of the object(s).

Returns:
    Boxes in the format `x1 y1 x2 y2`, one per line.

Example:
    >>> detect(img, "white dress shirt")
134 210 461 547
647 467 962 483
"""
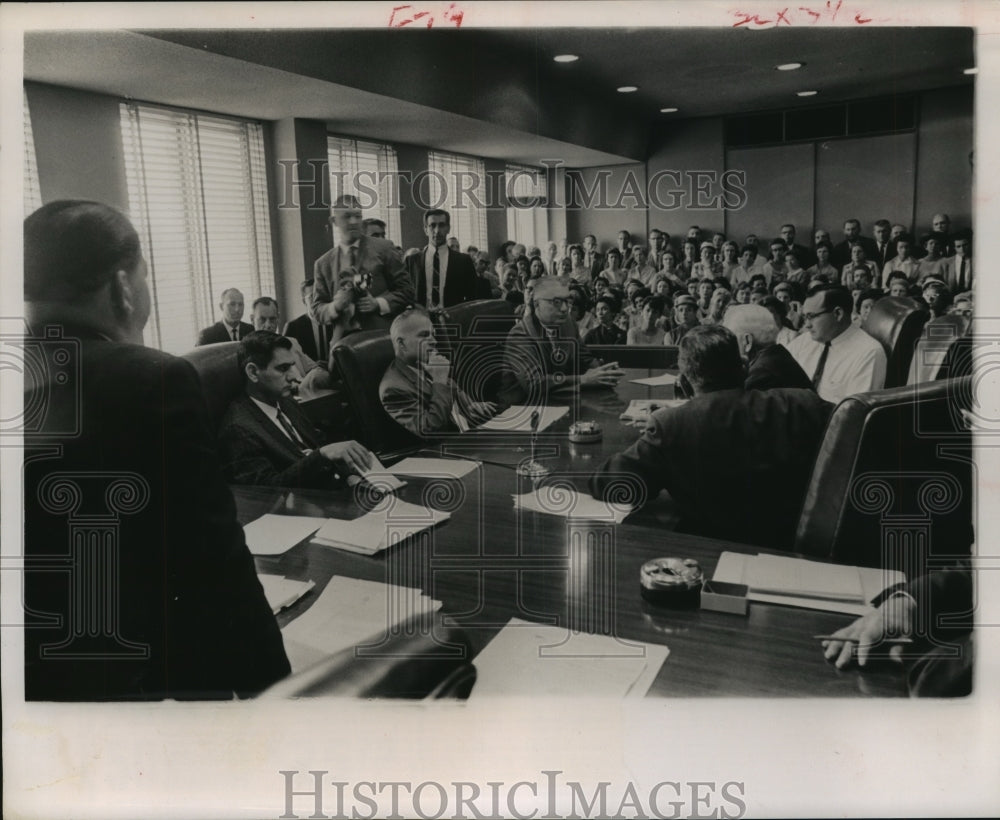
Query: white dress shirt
784 324 887 405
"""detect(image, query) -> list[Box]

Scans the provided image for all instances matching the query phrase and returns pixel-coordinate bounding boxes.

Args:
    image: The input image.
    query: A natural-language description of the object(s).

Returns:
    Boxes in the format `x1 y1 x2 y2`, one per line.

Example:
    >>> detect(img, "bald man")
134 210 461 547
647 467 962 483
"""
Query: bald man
498 276 625 405
722 304 813 391
380 308 498 436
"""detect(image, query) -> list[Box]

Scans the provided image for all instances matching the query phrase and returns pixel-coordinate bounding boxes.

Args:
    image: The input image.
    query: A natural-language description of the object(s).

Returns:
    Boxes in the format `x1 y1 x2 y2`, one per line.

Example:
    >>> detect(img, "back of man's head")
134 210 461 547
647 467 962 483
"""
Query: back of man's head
25 200 141 302
238 330 291 374
678 325 745 394
722 304 779 358
811 284 853 316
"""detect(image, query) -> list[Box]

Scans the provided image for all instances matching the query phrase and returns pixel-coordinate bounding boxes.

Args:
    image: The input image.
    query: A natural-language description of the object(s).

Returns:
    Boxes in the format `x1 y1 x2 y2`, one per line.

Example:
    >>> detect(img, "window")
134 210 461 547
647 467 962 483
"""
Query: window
505 163 545 249
426 150 488 251
24 92 42 215
327 136 402 242
120 103 275 354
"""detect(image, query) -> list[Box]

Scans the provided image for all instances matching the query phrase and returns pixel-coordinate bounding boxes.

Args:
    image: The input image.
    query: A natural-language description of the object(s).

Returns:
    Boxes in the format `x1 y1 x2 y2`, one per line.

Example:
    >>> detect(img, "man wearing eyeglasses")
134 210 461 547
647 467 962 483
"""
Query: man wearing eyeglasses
784 284 886 405
499 276 626 405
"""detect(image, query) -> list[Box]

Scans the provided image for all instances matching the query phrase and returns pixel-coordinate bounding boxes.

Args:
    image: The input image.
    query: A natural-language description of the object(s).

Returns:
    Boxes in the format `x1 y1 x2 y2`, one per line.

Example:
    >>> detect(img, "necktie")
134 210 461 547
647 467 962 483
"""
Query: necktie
349 244 358 270
276 407 307 451
231 326 238 341
431 248 441 308
958 258 966 291
812 342 831 390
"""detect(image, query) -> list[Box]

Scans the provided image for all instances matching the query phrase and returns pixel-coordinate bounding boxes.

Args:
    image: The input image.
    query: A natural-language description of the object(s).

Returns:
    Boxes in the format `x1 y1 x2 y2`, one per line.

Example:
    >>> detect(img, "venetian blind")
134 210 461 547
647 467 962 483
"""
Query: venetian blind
426 150 488 251
327 135 402 242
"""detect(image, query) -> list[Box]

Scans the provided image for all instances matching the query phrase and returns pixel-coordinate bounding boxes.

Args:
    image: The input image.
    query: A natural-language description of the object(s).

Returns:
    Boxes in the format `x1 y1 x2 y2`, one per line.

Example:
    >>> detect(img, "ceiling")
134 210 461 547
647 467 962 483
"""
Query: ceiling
24 26 974 167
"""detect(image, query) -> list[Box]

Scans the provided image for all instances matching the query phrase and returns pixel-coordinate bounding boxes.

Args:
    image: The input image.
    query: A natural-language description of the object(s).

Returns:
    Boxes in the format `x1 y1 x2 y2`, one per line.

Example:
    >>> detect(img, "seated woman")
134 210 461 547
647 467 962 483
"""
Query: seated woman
733 281 752 304
700 287 733 326
627 295 668 345
718 240 741 282
854 287 885 326
528 255 547 279
692 241 721 281
922 279 954 320
601 247 626 285
569 285 598 340
917 234 948 283
584 292 628 345
568 243 591 286
677 238 698 281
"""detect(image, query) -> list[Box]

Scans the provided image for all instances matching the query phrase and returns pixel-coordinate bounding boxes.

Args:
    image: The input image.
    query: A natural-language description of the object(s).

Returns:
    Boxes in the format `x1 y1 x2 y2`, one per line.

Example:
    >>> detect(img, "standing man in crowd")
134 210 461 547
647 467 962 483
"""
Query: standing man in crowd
283 280 327 361
405 209 481 311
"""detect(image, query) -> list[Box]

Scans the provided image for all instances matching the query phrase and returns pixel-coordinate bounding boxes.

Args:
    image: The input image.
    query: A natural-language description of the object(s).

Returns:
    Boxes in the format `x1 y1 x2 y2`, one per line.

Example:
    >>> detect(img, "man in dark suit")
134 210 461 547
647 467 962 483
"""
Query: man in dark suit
23 200 289 700
722 304 814 391
379 308 497 436
406 208 481 310
310 194 414 345
498 276 625 405
283 279 326 361
582 234 604 280
779 223 816 270
831 218 879 270
871 219 894 272
196 287 254 345
218 331 374 488
590 325 831 548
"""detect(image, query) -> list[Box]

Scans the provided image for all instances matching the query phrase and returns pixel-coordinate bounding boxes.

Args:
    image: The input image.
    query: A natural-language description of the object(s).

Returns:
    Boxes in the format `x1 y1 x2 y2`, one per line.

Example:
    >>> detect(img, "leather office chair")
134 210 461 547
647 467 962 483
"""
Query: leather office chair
331 329 421 456
437 299 516 403
180 342 243 433
907 313 973 384
861 296 929 389
794 376 973 573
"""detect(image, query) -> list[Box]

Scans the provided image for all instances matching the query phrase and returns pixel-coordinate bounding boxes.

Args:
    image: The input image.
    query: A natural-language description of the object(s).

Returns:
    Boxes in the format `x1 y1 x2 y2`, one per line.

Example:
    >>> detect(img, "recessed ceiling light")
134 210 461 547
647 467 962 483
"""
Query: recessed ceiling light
964 67 978 75
660 107 679 113
776 62 804 71
554 54 579 63
617 86 639 93
796 90 818 97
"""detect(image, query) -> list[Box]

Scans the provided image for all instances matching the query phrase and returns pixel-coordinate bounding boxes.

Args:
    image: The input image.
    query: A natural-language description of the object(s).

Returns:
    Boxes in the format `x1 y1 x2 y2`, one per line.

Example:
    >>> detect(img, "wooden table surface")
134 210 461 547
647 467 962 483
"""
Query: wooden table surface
238 369 908 698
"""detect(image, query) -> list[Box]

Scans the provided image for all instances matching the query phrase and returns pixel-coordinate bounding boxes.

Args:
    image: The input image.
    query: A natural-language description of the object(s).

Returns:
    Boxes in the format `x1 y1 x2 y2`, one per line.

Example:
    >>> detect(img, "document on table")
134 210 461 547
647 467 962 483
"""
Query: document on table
713 552 905 616
243 514 324 556
477 405 569 432
280 576 442 674
311 499 451 555
358 454 406 492
470 618 669 698
619 398 687 422
630 372 679 387
387 457 481 479
257 574 316 614
514 489 633 523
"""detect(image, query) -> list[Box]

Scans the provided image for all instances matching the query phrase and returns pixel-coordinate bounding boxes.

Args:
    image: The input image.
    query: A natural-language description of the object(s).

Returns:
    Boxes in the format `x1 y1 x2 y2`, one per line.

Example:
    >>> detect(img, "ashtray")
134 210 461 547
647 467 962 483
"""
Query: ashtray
639 557 704 608
568 420 603 443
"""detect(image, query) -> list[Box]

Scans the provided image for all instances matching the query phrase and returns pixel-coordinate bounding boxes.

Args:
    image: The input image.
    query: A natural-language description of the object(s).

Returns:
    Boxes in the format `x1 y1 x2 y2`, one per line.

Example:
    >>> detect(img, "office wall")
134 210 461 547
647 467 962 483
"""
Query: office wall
725 143 815 243
25 81 129 212
915 85 974 234
564 163 648 253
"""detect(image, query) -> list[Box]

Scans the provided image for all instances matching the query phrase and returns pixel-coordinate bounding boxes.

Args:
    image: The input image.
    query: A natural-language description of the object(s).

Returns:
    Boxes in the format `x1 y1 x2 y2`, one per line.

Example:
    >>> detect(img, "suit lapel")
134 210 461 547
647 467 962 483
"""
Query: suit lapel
240 395 309 460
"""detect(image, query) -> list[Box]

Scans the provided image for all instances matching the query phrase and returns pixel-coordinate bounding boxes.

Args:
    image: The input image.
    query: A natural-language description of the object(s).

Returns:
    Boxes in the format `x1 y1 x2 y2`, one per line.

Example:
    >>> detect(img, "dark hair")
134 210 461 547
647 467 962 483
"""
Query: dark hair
740 245 758 258
252 296 279 312
424 208 450 226
769 238 788 249
363 217 386 229
25 200 142 301
641 295 666 315
874 219 891 229
678 325 745 392
606 247 623 263
886 271 909 286
568 243 584 258
595 293 621 313
332 194 361 210
749 273 767 288
812 284 854 315
713 277 732 291
238 330 292 372
300 279 314 294
568 285 591 312
814 240 833 251
855 288 884 315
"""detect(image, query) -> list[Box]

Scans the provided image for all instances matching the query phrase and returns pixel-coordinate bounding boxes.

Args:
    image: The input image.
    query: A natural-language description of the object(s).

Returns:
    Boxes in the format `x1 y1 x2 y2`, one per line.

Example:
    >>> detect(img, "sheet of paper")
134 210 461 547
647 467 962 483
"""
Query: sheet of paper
477 405 569 432
242 514 324 556
630 372 679 387
387 457 481 479
746 553 864 602
359 454 406 492
470 618 668 698
312 499 451 554
280 576 441 674
513 489 632 524
257 574 316 614
619 398 687 422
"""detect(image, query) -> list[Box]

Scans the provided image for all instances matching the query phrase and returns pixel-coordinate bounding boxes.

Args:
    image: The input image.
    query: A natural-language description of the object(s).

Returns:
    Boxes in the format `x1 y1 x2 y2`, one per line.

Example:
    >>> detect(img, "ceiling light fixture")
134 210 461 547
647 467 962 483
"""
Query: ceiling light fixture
963 67 978 75
796 90 818 97
618 86 638 93
554 54 579 63
775 62 804 71
660 107 679 113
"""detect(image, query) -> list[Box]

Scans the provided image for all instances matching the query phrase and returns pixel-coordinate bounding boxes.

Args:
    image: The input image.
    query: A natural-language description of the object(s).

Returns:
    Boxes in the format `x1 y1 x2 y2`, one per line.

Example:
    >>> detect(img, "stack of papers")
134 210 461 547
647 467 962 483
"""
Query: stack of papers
243 514 324 556
311 498 451 555
280 576 442 674
258 574 316 614
619 398 687 423
478 405 569 432
712 552 905 616
514 488 632 523
388 457 481 479
630 372 679 387
471 618 668 697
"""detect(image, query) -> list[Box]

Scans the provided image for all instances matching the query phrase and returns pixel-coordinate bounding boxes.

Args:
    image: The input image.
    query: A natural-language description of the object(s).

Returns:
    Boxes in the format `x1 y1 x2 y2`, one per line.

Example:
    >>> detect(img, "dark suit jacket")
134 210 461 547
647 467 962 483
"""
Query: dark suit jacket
832 236 878 270
379 359 478 437
407 246 481 308
197 320 254 346
23 326 289 700
218 393 345 489
590 387 832 548
283 313 322 361
788 242 816 270
745 343 814 391
498 313 599 406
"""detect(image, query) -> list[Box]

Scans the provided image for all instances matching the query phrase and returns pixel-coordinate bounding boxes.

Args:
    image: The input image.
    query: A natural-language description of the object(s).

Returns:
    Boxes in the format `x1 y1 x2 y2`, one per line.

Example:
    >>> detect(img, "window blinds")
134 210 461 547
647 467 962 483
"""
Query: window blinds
327 135 402 242
426 150 488 251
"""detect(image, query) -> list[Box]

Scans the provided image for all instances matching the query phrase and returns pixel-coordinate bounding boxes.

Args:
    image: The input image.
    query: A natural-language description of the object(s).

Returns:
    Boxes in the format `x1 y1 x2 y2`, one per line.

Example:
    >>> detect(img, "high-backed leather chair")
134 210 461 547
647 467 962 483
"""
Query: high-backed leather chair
437 299 516 403
908 313 973 384
181 342 242 433
861 296 929 389
794 376 973 573
331 330 421 455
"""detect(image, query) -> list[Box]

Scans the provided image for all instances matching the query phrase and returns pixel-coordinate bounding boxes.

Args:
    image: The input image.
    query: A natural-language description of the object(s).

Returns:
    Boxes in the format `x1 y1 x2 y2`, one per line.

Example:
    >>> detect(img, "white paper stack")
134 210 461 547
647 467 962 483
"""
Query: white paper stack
311 499 451 555
358 454 407 492
619 398 687 423
471 618 669 698
630 372 679 387
478 405 569 432
280 576 441 674
513 489 633 523
257 574 316 614
243 514 324 556
388 457 481 479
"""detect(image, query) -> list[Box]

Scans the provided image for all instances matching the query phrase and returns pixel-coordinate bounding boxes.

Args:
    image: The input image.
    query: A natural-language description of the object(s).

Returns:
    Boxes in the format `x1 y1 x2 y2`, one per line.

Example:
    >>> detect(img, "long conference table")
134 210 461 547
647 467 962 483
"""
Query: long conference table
235 368 909 698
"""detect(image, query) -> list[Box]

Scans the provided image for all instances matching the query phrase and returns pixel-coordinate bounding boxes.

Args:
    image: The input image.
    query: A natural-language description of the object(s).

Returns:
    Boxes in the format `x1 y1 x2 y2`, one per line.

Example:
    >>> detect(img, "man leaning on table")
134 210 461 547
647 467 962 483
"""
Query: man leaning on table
380 307 498 436
498 276 625 405
218 331 374 488
590 325 831 549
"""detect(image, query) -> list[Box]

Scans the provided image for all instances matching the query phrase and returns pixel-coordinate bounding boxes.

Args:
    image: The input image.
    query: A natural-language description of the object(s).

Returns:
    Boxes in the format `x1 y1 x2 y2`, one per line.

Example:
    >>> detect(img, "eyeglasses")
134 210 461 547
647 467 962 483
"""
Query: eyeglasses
537 297 570 310
802 309 832 322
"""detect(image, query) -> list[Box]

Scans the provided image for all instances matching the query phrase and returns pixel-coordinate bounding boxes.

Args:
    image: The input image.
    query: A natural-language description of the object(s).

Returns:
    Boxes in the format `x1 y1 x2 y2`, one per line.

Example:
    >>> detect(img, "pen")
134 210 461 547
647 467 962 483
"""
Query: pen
813 635 914 643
